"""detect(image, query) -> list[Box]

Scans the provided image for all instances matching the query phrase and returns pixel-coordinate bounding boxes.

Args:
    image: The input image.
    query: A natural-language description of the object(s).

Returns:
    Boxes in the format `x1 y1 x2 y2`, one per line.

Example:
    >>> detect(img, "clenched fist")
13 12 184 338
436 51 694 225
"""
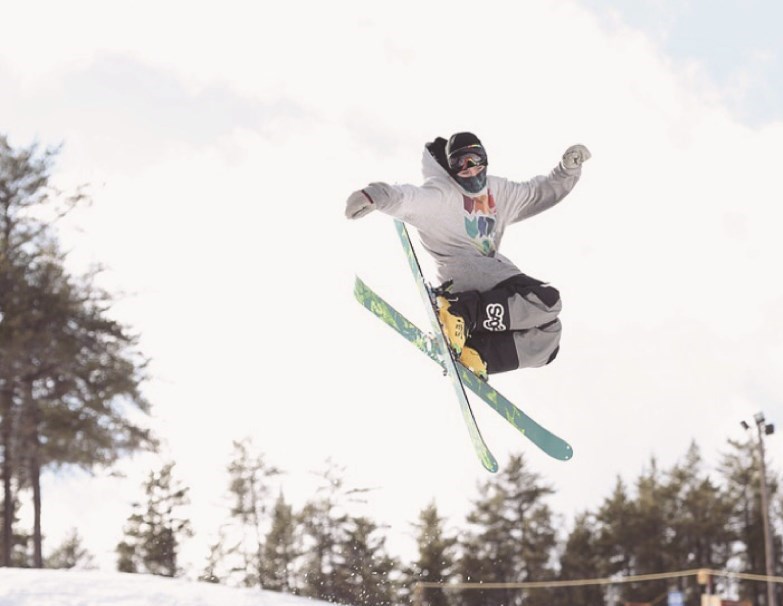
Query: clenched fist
561 144 591 170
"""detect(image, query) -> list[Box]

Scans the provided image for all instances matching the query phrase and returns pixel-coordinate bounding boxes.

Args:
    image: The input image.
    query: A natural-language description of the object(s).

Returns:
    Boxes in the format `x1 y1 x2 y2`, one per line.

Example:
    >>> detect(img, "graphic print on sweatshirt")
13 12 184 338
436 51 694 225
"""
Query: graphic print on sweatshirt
463 191 497 256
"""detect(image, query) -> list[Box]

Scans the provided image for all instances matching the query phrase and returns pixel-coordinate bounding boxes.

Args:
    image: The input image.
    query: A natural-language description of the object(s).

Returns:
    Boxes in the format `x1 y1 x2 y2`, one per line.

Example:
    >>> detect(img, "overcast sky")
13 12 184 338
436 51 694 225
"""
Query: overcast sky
2 0 783 574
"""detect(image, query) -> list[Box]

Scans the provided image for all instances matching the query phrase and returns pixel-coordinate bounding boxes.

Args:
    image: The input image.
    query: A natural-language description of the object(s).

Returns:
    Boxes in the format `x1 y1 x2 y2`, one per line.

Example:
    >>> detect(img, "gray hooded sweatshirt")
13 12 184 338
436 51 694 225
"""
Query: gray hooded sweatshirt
372 146 582 292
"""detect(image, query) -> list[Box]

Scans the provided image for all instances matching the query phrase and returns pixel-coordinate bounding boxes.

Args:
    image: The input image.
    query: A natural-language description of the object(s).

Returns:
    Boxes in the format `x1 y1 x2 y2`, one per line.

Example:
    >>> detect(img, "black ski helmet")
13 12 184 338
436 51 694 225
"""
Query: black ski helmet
446 132 488 194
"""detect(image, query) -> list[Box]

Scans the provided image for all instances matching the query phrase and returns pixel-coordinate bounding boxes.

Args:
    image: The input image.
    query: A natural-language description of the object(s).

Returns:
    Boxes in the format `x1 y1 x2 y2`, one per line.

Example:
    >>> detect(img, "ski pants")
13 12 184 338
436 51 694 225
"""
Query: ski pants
446 273 562 374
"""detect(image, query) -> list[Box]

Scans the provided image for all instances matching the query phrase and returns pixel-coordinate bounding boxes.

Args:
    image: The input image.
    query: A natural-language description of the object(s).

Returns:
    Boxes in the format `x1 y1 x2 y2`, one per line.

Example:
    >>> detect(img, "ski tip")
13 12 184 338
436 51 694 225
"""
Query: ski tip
483 458 500 473
558 444 575 461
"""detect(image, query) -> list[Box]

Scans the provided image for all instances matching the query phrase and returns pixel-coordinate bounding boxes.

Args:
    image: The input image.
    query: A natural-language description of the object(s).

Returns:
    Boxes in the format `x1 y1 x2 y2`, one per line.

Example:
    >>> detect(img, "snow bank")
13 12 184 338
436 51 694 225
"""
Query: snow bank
0 568 334 606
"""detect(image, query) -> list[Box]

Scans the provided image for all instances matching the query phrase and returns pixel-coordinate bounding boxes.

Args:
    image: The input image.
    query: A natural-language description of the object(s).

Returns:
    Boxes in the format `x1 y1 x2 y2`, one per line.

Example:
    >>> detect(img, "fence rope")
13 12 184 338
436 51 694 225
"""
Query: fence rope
415 568 783 591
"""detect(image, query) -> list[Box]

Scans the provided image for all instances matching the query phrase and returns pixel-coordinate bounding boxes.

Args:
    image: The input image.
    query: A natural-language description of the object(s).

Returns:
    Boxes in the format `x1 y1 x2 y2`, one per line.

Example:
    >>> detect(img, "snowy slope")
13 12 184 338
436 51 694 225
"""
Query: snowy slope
0 569 337 606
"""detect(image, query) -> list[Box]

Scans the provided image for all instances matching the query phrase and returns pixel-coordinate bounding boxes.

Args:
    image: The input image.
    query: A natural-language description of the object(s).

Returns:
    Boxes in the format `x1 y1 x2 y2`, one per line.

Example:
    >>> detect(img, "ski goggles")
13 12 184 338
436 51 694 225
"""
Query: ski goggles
447 148 487 172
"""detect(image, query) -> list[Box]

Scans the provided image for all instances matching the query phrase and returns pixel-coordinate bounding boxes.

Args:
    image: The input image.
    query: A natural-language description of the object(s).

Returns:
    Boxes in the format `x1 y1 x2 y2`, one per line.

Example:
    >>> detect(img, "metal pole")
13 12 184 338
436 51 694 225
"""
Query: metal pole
413 582 423 606
756 418 776 606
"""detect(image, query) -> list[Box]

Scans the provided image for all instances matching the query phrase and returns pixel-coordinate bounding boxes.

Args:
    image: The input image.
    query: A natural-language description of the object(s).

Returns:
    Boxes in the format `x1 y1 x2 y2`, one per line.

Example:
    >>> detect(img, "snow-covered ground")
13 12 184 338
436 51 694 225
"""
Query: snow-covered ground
0 569 335 606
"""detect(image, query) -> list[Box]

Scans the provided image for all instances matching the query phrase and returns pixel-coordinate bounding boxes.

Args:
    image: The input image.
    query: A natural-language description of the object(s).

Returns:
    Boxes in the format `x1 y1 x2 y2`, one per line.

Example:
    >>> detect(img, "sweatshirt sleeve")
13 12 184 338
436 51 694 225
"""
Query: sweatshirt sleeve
498 162 581 224
371 181 449 231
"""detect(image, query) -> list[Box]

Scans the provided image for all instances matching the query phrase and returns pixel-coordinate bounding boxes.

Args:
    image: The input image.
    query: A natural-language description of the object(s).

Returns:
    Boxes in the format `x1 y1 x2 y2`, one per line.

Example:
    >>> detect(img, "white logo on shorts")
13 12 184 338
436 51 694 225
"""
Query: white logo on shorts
483 303 506 331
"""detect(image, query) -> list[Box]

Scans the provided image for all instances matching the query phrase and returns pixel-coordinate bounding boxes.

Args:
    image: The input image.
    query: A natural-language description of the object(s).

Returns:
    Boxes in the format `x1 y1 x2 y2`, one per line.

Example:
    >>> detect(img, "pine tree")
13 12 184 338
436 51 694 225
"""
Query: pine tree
297 460 372 602
199 526 229 584
720 437 781 605
555 512 604 606
587 445 746 604
0 493 31 567
116 511 143 573
594 476 636 577
457 453 556 606
224 438 280 588
664 443 736 603
261 492 298 592
405 501 457 606
591 463 671 603
629 457 673 601
115 462 192 577
1 135 154 567
45 528 95 569
17 256 154 567
669 443 735 567
1 134 85 567
335 515 399 606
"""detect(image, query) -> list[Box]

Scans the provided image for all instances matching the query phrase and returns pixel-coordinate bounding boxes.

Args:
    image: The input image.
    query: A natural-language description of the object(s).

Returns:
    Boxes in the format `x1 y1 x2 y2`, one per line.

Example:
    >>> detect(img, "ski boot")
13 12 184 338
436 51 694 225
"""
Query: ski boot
459 346 488 380
436 296 467 354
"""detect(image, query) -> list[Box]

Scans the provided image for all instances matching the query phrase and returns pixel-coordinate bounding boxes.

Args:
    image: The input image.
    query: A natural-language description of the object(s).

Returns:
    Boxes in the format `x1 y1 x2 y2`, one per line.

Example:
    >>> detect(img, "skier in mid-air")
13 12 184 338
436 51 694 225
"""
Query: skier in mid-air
345 132 590 379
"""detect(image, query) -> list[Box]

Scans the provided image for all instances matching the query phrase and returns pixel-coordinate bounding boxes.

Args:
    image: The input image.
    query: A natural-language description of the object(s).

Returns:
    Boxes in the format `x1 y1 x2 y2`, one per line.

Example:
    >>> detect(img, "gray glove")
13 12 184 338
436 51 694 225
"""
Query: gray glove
345 182 401 219
345 189 375 220
561 144 591 170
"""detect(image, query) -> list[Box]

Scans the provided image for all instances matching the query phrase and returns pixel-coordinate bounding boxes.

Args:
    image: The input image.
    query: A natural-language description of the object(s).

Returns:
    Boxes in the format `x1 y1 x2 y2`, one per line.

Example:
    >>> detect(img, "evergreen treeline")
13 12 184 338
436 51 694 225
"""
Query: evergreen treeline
110 437 780 606
0 135 156 567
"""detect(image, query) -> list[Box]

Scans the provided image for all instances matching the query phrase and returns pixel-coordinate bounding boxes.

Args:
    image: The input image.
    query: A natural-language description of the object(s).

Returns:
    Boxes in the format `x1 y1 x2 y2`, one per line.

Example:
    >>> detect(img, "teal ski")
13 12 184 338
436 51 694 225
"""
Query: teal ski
355 263 573 462
393 220 498 472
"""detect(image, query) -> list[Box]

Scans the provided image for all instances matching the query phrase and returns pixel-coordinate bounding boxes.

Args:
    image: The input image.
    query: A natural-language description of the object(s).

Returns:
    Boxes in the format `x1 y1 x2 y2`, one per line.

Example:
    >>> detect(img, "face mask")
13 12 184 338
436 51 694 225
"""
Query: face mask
454 166 487 193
